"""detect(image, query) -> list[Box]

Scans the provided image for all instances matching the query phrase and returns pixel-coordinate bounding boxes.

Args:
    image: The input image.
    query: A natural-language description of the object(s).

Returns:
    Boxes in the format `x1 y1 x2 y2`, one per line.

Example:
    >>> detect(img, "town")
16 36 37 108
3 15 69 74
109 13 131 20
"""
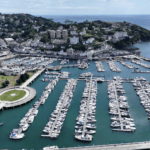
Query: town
1 13 149 62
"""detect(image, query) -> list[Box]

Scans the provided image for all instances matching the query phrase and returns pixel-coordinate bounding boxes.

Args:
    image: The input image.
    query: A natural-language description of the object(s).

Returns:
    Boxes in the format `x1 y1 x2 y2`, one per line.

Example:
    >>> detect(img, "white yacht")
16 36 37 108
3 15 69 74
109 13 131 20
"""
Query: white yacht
21 123 29 131
10 128 25 139
75 134 93 142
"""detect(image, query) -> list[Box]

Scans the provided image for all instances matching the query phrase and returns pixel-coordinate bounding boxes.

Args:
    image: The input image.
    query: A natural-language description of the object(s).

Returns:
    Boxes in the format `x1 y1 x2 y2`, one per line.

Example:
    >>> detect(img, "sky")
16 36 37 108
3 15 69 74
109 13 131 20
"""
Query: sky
0 0 149 15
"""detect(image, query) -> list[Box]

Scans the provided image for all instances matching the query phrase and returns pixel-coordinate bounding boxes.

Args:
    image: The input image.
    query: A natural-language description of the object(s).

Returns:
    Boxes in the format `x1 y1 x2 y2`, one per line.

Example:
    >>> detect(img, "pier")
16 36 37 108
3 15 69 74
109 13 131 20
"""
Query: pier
61 64 78 68
82 75 93 136
112 80 123 131
21 69 45 88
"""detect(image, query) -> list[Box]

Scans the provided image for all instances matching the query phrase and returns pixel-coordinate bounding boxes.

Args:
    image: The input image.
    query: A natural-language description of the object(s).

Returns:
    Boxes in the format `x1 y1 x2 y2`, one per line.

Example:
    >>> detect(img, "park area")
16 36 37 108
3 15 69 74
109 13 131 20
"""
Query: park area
0 72 35 88
0 89 26 102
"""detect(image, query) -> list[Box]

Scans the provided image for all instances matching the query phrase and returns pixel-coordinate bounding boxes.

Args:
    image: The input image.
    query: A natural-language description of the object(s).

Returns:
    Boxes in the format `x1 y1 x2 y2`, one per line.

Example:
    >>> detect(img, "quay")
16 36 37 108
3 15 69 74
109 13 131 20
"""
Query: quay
21 69 45 88
0 54 17 61
45 141 150 150
61 64 78 68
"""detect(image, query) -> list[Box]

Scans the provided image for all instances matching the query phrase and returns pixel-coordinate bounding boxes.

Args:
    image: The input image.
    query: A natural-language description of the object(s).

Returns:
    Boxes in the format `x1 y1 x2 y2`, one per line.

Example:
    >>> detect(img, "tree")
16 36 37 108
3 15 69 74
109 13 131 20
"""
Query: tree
5 80 9 85
2 82 6 88
24 73 29 79
20 74 26 82
16 78 22 85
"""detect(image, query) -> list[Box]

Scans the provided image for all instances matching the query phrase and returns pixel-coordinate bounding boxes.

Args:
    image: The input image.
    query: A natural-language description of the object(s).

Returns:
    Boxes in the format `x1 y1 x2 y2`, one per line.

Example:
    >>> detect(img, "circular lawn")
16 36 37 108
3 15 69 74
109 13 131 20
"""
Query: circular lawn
0 89 26 102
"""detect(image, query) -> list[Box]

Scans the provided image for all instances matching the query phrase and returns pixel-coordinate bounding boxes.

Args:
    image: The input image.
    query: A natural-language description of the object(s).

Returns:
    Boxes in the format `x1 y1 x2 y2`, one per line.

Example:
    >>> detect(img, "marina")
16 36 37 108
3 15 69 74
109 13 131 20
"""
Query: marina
1 56 150 149
9 77 59 139
75 75 97 142
41 79 77 138
108 77 135 132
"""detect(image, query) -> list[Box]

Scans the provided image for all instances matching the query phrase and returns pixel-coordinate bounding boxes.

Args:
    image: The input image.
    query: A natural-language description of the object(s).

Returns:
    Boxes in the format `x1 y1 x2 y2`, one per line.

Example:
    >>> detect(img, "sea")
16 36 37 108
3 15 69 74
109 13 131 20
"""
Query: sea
1 15 150 149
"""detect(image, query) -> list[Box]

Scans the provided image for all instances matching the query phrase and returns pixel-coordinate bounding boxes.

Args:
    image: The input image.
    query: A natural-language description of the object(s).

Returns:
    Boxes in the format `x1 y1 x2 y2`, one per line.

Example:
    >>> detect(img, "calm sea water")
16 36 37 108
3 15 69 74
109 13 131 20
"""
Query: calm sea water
42 15 150 30
1 16 150 149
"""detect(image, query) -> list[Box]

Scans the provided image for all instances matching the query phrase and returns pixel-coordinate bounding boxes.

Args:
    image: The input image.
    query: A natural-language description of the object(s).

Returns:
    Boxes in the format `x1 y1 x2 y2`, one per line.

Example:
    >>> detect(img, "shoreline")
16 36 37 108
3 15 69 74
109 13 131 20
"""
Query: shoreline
44 141 150 150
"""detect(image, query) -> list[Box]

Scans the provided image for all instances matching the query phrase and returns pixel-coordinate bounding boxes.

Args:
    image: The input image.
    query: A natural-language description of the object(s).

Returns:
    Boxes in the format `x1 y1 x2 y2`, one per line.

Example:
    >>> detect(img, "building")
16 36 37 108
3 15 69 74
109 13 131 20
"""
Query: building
70 31 78 36
58 26 63 30
62 30 68 39
70 37 79 45
15 20 20 26
4 38 18 47
58 50 67 56
33 26 40 32
69 26 77 31
56 30 61 38
50 30 56 39
86 38 95 44
0 15 5 20
80 29 86 35
1 67 25 76
67 48 74 55
51 39 67 44
0 61 5 67
0 39 7 50
112 32 128 43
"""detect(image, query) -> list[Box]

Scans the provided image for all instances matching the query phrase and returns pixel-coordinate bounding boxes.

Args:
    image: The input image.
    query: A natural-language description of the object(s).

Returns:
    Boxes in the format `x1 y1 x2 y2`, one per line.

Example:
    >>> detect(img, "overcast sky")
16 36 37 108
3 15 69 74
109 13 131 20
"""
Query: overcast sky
0 0 149 15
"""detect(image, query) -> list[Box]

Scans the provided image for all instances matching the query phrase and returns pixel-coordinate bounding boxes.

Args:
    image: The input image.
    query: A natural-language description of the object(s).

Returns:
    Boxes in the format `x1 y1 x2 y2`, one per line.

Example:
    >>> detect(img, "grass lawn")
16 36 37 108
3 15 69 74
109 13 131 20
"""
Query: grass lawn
0 75 19 88
0 90 26 102
83 33 93 37
0 75 16 81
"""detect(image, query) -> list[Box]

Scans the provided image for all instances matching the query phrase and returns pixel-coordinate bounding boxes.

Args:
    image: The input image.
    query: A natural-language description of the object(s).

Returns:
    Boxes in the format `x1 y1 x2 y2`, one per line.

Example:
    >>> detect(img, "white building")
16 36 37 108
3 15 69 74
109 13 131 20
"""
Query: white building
70 31 78 36
112 32 128 43
0 15 5 20
62 30 68 39
56 30 61 38
1 67 25 76
80 29 86 35
67 48 74 54
50 30 56 39
58 26 63 30
86 38 95 44
33 26 40 32
70 37 79 45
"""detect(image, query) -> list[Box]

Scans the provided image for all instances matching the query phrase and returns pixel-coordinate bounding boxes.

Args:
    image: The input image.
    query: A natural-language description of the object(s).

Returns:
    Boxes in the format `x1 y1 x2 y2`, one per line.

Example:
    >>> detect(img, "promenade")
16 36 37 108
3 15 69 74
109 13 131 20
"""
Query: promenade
59 141 150 150
0 86 36 109
21 69 45 88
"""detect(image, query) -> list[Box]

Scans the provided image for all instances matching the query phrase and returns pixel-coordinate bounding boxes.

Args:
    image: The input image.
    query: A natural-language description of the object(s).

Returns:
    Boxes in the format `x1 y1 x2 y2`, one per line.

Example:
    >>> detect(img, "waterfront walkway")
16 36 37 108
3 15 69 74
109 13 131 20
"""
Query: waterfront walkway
57 141 150 150
21 69 45 88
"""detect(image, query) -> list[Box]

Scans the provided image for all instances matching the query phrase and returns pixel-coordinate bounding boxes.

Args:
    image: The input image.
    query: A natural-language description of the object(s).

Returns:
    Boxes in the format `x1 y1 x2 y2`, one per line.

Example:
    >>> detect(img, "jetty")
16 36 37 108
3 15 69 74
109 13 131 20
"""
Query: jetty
82 75 93 135
112 80 123 131
108 77 135 132
21 69 45 88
